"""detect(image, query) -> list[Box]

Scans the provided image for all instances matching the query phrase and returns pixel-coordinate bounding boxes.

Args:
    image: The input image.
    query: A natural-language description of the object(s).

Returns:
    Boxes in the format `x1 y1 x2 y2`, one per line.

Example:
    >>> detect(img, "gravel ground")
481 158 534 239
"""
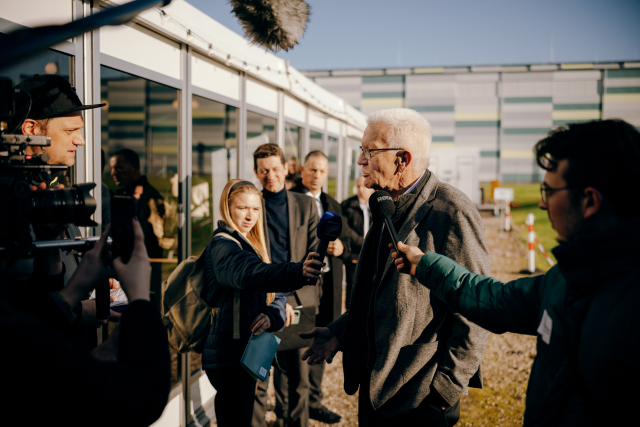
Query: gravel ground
258 212 538 427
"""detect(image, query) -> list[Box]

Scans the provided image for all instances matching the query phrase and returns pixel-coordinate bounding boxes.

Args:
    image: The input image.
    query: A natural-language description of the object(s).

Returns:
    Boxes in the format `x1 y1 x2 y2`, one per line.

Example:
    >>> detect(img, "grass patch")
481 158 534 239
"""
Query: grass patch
482 183 558 272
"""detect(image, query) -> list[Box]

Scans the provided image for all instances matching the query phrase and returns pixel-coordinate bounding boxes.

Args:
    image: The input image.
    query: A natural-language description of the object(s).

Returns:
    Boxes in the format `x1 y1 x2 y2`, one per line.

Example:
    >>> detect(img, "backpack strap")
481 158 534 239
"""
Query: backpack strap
215 232 243 340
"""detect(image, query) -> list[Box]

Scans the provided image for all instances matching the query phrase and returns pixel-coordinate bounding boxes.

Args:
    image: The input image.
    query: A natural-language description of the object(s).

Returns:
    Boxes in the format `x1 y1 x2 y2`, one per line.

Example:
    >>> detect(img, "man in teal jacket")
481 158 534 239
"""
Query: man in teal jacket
390 119 640 426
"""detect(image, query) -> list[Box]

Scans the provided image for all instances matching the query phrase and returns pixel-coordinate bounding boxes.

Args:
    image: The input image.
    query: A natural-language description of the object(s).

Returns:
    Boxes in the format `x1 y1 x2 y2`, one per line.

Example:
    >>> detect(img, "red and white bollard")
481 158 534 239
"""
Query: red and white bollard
526 213 535 273
504 201 511 232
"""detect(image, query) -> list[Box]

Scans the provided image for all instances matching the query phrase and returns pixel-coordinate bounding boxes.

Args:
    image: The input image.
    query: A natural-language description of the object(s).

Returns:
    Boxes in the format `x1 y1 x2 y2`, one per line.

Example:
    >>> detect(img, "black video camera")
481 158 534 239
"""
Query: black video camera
0 77 98 260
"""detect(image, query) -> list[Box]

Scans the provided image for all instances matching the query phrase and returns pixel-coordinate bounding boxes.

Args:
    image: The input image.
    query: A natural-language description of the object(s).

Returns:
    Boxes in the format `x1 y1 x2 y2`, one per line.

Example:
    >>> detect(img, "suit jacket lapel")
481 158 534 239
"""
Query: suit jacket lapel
378 174 440 282
286 191 300 262
320 192 329 215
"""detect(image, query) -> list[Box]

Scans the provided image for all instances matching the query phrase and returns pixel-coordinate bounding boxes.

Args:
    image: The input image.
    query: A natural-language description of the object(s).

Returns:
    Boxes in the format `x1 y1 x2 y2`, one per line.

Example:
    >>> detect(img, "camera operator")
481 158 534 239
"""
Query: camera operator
1 219 171 426
3 75 114 326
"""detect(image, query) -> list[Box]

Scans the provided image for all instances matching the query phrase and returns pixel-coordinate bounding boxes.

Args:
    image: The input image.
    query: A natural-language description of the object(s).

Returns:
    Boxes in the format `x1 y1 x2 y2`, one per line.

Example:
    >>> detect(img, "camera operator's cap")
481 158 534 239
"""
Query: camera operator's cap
14 74 105 121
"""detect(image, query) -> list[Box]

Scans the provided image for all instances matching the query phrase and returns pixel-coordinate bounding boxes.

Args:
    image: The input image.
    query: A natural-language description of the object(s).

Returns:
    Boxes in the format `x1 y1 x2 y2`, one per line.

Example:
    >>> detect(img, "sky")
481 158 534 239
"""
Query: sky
186 0 640 71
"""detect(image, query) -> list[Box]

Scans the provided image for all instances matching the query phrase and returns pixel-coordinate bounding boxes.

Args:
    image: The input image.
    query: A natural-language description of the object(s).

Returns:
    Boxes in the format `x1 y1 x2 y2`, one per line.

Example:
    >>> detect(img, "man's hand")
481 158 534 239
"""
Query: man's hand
300 327 340 364
112 218 151 302
303 252 324 282
250 313 271 336
80 300 122 326
58 226 112 307
285 303 295 327
390 241 425 276
92 323 120 362
326 239 344 257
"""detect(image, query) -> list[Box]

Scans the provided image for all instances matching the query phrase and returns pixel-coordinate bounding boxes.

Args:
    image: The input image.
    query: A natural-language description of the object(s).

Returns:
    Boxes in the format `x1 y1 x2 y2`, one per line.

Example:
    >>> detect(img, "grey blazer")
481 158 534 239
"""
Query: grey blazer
327 173 491 418
262 190 320 308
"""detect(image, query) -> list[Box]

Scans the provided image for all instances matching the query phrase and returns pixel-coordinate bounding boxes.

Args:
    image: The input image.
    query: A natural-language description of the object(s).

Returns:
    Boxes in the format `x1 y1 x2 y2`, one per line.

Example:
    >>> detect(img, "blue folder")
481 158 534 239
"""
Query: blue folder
241 332 281 382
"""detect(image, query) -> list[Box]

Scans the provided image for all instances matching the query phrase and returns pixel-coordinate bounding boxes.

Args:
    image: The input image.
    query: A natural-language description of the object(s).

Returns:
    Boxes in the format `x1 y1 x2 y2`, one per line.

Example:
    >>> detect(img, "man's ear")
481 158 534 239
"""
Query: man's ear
396 150 412 172
21 118 38 135
582 187 603 219
283 161 289 175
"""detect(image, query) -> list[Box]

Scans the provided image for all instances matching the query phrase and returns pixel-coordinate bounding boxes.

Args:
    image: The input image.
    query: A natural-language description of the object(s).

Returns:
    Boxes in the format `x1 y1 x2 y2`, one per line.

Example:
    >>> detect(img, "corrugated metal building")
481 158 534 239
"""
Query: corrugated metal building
305 63 640 183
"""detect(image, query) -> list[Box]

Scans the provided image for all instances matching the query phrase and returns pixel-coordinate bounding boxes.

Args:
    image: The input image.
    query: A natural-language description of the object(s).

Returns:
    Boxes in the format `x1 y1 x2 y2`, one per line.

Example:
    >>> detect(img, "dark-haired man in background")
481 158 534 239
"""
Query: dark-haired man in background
110 148 166 308
251 143 319 427
290 150 352 424
391 119 640 425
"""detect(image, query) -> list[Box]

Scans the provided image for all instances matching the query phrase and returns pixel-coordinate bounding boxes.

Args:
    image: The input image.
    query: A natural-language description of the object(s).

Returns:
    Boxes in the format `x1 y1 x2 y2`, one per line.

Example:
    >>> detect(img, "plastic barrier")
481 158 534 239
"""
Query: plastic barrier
511 215 556 272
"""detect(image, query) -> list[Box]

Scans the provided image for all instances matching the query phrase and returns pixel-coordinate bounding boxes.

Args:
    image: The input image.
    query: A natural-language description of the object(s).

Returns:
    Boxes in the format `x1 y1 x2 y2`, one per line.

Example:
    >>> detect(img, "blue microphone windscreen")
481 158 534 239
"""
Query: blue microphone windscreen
316 211 342 241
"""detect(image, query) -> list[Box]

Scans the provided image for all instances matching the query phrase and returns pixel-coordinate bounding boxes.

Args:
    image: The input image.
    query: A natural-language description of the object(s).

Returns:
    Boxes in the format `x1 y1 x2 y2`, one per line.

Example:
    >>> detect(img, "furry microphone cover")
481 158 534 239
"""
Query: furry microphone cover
229 0 310 51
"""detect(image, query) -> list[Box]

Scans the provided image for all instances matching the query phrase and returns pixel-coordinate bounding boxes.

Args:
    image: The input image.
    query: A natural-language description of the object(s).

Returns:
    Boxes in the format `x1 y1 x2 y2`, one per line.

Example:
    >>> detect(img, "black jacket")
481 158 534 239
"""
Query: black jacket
115 175 165 259
1 293 170 427
412 214 640 425
289 182 353 324
202 222 307 370
340 195 369 264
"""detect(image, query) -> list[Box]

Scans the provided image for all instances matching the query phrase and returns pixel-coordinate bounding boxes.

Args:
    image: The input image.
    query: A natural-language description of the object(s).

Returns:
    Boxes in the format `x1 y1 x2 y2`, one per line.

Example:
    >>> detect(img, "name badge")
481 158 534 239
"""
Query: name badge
537 309 553 345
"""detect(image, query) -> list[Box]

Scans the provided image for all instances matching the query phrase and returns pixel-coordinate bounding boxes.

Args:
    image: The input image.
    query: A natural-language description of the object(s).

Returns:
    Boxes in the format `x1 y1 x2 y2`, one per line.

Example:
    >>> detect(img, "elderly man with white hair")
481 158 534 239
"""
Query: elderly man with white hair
300 108 491 426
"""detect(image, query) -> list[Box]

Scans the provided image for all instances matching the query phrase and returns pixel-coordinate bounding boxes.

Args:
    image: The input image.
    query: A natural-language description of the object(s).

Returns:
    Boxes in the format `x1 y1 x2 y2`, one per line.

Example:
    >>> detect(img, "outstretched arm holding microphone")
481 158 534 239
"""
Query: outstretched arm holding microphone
390 242 542 335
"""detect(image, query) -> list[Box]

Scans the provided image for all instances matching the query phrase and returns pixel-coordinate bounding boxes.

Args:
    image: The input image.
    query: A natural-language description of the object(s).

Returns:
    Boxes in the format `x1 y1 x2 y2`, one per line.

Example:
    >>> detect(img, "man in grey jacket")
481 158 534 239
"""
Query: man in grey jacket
300 108 491 426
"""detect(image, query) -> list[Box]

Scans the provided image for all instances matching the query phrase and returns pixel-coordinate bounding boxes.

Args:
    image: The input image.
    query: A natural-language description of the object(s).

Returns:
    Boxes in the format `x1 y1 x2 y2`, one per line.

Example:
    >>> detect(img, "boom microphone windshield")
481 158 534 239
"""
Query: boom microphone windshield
315 211 342 262
230 0 310 51
369 190 400 254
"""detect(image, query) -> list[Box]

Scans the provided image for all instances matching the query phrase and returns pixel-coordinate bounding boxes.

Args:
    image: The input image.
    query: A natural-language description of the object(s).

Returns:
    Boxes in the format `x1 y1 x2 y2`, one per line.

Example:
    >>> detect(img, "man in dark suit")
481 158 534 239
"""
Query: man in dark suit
252 143 320 427
340 174 373 309
300 108 490 426
290 151 352 424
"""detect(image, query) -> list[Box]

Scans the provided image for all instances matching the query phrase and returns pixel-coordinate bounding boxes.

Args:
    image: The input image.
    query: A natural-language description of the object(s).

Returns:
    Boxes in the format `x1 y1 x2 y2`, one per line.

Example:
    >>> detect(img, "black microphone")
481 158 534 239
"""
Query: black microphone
369 190 400 254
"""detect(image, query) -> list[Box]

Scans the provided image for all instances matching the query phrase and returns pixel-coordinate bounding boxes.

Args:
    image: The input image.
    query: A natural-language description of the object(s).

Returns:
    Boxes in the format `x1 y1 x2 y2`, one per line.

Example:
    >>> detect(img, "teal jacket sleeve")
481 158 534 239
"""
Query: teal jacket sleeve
415 253 543 335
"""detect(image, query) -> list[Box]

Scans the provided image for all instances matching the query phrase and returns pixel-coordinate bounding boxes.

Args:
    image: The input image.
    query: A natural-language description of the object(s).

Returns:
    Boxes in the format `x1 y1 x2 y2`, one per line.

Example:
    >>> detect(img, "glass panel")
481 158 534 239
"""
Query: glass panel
100 65 180 387
310 130 323 153
190 95 238 377
327 136 338 199
347 141 359 198
1 49 74 186
245 111 276 181
284 124 301 189
191 96 238 256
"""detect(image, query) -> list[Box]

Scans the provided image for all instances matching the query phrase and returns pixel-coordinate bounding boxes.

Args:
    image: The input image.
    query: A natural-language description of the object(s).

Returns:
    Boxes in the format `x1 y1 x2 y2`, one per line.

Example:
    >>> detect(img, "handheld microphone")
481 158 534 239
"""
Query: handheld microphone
95 278 110 320
369 191 400 254
315 211 343 262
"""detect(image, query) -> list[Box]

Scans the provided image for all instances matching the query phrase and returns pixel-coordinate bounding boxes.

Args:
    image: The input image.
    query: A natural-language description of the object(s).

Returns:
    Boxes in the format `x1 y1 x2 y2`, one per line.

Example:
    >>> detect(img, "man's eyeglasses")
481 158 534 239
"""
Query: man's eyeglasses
359 146 404 160
540 183 580 204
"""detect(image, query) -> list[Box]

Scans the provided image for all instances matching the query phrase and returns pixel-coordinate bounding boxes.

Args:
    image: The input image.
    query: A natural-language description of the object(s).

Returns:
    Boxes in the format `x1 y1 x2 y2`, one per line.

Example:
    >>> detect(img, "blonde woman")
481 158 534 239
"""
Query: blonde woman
202 179 323 427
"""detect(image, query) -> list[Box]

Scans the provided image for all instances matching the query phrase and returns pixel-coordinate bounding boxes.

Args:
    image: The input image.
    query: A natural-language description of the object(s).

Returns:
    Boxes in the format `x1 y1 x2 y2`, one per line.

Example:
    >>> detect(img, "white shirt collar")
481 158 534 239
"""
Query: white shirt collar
304 188 322 199
400 171 426 197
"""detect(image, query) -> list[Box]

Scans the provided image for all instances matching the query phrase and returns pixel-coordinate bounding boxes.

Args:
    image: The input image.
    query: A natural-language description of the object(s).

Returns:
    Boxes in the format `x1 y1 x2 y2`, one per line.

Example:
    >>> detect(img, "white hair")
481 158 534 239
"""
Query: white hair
366 108 432 171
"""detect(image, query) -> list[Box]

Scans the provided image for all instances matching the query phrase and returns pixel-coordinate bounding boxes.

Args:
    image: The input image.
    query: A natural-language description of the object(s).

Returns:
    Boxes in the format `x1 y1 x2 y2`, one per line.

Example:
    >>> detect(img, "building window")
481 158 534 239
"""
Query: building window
327 136 338 199
100 65 180 386
284 124 302 189
245 111 276 181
